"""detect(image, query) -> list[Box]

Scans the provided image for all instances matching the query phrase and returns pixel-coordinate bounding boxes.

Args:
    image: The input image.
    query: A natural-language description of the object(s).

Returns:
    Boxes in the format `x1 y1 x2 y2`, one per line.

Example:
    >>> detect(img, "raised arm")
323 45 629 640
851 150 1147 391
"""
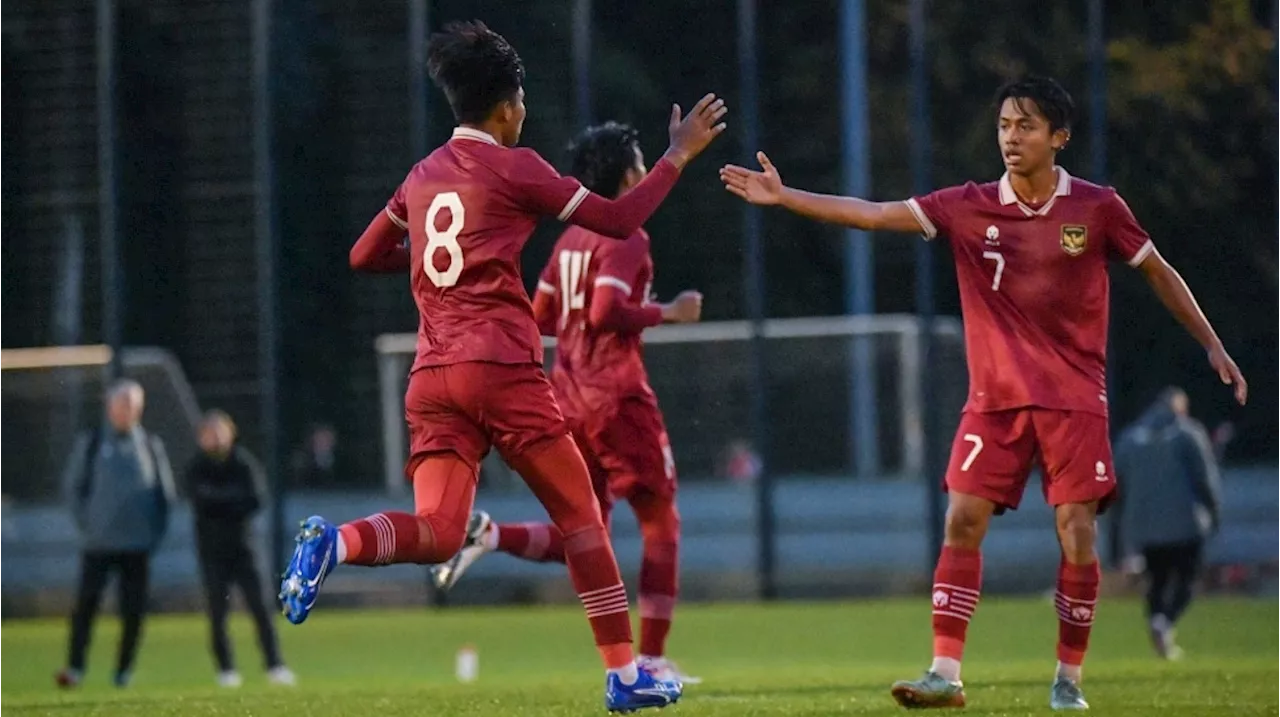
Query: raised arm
720 152 925 234
522 94 728 240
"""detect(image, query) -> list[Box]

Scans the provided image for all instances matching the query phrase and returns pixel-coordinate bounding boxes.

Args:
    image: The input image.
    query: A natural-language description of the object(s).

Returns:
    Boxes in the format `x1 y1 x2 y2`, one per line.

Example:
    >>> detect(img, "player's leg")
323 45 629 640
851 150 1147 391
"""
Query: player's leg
431 433 608 592
892 410 1035 709
486 436 608 567
505 438 635 665
599 400 691 680
629 488 682 665
279 367 484 624
479 363 679 709
1036 409 1117 709
337 454 476 566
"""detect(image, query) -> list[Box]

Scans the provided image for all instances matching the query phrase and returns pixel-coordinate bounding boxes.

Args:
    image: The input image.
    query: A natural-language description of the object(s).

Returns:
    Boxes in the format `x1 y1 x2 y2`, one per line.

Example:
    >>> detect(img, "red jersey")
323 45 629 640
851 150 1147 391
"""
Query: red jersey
536 227 663 419
385 127 685 373
906 168 1154 416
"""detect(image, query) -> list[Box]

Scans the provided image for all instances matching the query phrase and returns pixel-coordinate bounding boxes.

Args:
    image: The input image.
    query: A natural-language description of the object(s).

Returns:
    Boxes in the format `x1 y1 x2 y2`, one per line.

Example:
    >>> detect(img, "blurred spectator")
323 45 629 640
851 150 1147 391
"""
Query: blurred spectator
186 410 295 688
291 423 345 488
56 379 176 689
1114 386 1221 661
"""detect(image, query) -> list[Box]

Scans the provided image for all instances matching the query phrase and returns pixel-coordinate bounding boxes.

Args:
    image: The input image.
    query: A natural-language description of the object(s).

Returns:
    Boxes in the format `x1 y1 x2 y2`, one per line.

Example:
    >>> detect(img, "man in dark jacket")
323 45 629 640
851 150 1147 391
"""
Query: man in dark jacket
187 410 294 687
57 379 176 688
1114 387 1221 660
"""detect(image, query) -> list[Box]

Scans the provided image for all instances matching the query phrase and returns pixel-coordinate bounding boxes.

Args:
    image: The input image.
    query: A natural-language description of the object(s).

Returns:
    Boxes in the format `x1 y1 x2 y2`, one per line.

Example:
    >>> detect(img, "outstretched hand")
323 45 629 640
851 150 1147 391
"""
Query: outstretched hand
719 152 784 205
1208 345 1248 405
664 94 728 169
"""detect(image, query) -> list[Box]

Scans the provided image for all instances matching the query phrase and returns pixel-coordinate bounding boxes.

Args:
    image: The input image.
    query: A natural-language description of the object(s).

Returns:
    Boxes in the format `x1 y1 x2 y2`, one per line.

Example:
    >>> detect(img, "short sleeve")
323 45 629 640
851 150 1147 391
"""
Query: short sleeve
509 149 590 221
594 233 650 296
385 180 409 230
904 185 967 241
537 252 558 296
1104 191 1155 267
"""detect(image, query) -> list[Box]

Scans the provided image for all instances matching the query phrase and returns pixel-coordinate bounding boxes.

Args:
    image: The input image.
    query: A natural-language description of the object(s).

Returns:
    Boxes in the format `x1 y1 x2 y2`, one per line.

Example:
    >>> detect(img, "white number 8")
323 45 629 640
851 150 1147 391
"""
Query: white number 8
424 192 465 288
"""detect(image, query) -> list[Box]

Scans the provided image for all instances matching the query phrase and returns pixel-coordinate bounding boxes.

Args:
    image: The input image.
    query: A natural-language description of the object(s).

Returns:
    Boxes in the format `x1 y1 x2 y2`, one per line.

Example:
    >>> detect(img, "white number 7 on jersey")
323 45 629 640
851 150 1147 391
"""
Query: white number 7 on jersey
960 433 984 472
982 251 1005 291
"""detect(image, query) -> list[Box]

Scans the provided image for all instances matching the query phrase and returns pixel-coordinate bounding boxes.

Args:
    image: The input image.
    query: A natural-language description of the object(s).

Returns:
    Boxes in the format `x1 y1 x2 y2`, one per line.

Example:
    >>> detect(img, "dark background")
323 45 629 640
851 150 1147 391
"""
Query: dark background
3 0 1275 489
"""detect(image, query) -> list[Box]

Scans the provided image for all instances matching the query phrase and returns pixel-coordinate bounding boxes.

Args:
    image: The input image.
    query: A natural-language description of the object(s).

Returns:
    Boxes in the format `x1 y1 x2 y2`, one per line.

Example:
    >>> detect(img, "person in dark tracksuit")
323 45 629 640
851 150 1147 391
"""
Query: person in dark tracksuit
1114 387 1221 660
187 410 295 687
57 379 176 688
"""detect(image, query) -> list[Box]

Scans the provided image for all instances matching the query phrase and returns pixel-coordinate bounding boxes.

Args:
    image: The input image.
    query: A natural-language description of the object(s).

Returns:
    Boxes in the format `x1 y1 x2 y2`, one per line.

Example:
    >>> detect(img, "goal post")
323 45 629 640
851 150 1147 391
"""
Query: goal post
373 314 966 493
1 344 204 502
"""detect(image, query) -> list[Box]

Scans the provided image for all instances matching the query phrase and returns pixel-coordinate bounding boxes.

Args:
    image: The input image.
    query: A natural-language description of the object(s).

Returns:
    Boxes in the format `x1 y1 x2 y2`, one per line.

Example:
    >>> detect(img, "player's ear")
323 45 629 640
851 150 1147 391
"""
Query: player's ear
1051 128 1071 152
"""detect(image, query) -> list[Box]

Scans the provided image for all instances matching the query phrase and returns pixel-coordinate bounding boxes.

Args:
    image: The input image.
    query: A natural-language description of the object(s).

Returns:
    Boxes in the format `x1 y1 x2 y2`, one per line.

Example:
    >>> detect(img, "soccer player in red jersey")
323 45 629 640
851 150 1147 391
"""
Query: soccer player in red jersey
720 76 1247 710
277 21 726 711
429 122 704 684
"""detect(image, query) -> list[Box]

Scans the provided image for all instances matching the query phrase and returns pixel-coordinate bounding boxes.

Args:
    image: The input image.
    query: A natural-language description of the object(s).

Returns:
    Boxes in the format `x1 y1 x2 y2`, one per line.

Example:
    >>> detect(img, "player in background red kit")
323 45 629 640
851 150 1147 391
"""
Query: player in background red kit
429 122 704 685
720 76 1246 711
277 21 727 712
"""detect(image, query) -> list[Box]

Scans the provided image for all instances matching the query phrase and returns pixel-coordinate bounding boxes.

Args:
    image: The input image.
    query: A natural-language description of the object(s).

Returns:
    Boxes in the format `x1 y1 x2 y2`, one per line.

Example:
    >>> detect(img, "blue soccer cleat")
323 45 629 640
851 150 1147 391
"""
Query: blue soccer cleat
605 667 683 713
278 516 338 625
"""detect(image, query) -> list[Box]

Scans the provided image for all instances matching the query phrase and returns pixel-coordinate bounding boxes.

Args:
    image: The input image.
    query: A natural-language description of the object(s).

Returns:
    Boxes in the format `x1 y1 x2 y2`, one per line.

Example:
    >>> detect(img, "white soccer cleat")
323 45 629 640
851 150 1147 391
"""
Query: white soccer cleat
431 511 495 592
639 656 702 685
267 666 297 686
217 671 243 688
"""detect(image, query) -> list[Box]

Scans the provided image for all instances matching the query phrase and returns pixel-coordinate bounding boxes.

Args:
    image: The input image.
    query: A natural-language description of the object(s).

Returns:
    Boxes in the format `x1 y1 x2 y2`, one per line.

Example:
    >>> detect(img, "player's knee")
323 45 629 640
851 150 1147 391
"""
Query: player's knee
943 502 990 548
422 513 467 560
549 498 606 538
638 502 680 545
1055 510 1097 561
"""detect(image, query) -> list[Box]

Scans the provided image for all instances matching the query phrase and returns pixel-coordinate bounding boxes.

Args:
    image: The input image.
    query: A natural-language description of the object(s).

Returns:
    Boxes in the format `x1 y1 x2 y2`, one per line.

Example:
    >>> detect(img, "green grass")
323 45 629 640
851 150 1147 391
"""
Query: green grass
2 596 1276 716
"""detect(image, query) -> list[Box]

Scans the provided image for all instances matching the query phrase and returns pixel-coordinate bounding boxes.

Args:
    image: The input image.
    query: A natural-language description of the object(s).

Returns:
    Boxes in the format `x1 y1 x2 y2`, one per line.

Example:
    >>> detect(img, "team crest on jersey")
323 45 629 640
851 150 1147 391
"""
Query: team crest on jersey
1060 224 1088 256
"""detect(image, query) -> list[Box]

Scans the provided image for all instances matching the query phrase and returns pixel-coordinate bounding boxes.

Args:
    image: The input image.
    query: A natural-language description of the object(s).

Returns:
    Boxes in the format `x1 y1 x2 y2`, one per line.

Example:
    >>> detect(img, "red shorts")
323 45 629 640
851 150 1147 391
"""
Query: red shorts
403 362 567 477
574 397 677 507
943 408 1116 513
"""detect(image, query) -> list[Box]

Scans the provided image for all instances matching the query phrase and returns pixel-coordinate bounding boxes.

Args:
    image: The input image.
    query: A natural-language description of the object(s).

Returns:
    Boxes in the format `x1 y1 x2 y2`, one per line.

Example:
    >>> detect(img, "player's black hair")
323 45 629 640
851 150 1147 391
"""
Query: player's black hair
426 20 525 125
566 122 641 198
994 75 1075 134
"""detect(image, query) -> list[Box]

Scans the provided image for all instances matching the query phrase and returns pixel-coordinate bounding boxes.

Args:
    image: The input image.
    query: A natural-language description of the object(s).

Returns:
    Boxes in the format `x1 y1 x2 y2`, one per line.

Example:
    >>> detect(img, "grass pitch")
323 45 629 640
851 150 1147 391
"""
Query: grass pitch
2 596 1275 716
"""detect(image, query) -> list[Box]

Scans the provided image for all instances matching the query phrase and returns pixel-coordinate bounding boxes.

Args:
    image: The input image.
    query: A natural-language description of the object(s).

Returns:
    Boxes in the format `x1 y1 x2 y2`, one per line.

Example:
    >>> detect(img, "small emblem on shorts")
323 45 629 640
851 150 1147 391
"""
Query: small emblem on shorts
1094 461 1108 482
1061 224 1088 256
985 225 1000 246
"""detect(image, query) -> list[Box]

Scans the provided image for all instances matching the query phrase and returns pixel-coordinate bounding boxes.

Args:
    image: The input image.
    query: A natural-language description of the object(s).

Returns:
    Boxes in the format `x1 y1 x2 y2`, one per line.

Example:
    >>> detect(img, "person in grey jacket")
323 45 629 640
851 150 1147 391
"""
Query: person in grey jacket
1114 386 1221 660
55 379 177 688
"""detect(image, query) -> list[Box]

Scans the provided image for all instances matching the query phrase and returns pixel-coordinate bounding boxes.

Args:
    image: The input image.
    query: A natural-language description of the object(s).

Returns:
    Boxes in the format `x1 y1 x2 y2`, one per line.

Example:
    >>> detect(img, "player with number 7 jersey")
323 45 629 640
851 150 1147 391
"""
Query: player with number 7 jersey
279 20 726 713
721 75 1245 711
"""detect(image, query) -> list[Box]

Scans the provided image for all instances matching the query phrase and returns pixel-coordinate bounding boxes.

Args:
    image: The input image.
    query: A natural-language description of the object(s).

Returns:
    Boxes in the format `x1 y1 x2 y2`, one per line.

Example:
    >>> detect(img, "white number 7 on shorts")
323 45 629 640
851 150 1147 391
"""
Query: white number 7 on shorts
960 433 984 472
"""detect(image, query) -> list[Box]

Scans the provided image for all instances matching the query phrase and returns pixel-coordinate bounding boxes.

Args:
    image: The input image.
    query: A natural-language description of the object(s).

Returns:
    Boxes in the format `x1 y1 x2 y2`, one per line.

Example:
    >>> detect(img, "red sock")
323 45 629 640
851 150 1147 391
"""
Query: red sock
508 436 634 668
338 456 476 566
339 512 447 565
635 500 680 657
931 545 983 661
1056 560 1100 667
496 522 566 563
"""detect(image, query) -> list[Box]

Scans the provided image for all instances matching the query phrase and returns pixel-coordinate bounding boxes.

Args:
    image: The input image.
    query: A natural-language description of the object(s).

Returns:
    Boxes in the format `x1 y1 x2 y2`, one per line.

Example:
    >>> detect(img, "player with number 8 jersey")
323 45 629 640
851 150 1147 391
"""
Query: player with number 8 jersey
720 75 1245 711
428 122 705 685
278 20 727 713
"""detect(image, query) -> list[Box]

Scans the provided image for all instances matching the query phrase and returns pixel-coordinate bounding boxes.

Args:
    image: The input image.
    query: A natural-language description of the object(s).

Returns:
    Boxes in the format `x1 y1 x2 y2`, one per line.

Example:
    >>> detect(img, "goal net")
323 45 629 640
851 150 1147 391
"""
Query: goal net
1 345 204 503
373 315 968 491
